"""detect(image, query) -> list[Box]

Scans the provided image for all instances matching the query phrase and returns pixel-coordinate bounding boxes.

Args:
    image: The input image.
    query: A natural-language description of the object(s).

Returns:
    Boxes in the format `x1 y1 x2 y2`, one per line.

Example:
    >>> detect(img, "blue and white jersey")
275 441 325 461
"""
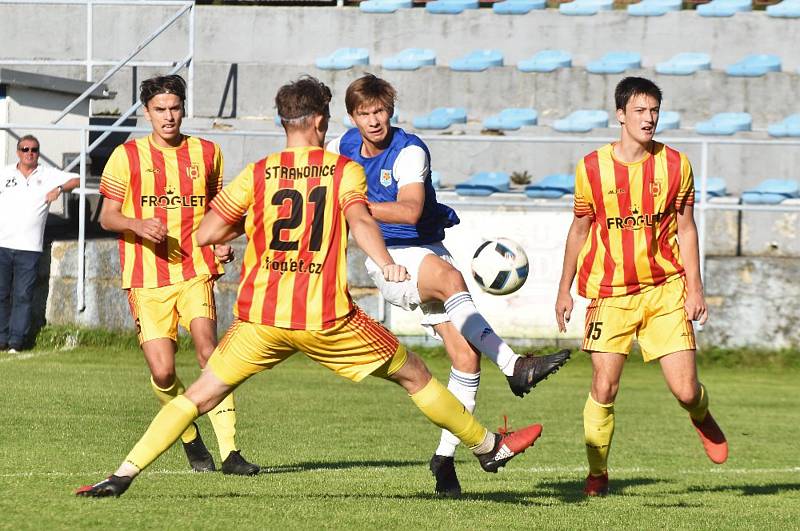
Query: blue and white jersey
329 127 459 246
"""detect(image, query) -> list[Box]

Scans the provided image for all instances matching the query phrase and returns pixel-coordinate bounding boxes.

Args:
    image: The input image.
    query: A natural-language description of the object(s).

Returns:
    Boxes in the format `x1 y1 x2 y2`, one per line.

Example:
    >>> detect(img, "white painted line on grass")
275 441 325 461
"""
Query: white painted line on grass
0 350 63 363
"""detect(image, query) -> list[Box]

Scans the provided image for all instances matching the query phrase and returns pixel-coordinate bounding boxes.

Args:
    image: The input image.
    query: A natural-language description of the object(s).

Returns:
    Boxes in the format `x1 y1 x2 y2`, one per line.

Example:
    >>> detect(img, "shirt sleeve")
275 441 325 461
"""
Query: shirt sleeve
209 163 254 224
99 145 130 203
339 161 368 213
326 133 344 155
675 154 695 210
573 158 595 218
392 145 428 188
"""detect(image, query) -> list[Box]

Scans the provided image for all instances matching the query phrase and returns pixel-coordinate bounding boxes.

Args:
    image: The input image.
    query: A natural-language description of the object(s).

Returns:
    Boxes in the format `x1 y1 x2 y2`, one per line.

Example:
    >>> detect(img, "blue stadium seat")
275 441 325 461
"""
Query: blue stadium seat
482 108 538 130
697 0 753 17
524 173 574 199
517 50 572 73
455 172 511 196
726 54 782 77
655 111 680 132
695 113 752 135
315 48 369 70
767 114 800 137
655 53 711 75
412 107 468 129
627 0 682 16
383 48 436 70
450 50 504 72
586 52 641 75
695 177 728 200
741 179 800 205
767 0 800 17
559 0 614 15
426 0 479 14
493 0 547 14
553 110 609 133
431 171 443 190
359 0 412 13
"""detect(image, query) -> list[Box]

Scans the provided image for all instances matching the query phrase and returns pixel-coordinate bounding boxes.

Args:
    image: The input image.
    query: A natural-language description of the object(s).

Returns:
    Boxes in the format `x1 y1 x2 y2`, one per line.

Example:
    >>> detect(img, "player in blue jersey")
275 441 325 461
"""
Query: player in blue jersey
327 74 571 498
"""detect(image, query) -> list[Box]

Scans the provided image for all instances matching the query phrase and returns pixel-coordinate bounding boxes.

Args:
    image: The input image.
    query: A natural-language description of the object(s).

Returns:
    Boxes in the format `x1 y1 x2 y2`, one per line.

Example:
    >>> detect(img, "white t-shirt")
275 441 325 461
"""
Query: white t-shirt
0 164 75 252
327 133 429 188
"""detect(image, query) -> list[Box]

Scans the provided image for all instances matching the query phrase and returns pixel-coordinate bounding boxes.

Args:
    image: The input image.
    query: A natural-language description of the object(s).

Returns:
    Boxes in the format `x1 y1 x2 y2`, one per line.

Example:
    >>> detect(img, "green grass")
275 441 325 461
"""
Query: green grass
1 343 799 529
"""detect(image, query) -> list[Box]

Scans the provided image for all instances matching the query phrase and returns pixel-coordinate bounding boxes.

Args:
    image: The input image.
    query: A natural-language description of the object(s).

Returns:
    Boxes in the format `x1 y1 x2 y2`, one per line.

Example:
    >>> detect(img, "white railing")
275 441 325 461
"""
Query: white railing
2 121 800 318
0 0 195 118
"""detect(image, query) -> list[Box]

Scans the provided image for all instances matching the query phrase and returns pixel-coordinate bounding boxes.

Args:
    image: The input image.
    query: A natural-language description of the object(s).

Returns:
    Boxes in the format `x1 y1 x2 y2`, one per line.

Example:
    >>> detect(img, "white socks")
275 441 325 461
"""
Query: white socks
443 292 519 376
435 368 480 457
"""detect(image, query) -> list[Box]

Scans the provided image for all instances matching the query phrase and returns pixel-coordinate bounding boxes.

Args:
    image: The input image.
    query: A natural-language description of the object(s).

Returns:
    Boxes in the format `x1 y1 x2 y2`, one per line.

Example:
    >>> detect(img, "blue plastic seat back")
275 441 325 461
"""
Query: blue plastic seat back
316 48 369 70
767 113 800 137
553 110 609 133
696 112 752 135
450 49 504 71
767 0 800 17
655 111 681 132
493 0 547 14
587 51 641 74
431 171 443 190
383 48 436 70
655 52 711 75
697 0 753 16
426 0 479 14
483 108 538 130
741 179 800 204
726 54 782 77
695 177 727 200
455 172 511 196
525 173 575 198
517 49 572 73
412 107 468 129
359 0 413 13
560 0 614 15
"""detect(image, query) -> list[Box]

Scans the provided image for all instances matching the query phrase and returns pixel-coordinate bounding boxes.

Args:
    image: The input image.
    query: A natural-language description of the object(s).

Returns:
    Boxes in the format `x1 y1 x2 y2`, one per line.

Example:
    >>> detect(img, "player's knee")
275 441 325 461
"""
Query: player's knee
591 381 618 404
151 369 176 389
673 384 700 406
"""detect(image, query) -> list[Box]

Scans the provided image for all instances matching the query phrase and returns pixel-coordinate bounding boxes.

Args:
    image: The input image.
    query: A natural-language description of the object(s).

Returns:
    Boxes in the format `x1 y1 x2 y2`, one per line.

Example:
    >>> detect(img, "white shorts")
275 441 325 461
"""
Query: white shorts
365 242 457 331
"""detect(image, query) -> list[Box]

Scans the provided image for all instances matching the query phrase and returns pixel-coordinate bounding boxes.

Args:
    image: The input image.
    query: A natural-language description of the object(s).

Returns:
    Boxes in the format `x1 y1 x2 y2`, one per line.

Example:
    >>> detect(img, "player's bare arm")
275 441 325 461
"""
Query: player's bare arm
196 210 242 247
367 182 425 224
99 198 166 244
556 214 592 332
676 204 708 325
345 201 408 282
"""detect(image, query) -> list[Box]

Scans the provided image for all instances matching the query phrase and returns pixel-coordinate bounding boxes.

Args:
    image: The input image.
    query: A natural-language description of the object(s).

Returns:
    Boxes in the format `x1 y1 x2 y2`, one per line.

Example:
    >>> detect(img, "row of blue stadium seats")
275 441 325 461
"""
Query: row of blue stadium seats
359 0 800 18
334 106 797 136
316 48 788 77
443 173 800 205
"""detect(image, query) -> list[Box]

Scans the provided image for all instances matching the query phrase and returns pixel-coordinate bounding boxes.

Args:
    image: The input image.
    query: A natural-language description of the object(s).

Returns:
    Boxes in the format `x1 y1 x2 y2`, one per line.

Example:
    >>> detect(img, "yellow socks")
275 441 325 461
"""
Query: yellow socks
681 383 709 422
584 393 615 477
208 392 238 461
125 395 199 471
150 376 198 444
409 377 489 450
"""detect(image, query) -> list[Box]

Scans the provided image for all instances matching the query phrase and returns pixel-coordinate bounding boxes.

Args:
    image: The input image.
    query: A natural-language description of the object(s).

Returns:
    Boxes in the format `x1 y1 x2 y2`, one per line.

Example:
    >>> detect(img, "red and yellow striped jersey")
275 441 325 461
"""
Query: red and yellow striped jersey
573 142 694 299
209 146 368 330
100 135 225 289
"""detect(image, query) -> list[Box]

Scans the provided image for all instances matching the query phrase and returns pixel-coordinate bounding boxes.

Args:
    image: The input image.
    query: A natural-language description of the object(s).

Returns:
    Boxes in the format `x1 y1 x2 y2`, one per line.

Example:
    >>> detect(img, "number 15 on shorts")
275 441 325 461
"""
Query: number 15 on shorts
586 321 603 341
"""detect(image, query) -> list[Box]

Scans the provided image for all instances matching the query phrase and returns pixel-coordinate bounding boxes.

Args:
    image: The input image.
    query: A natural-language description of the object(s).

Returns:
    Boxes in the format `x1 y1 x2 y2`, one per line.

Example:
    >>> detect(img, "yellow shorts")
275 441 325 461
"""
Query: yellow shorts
582 276 696 362
127 275 217 344
207 306 408 386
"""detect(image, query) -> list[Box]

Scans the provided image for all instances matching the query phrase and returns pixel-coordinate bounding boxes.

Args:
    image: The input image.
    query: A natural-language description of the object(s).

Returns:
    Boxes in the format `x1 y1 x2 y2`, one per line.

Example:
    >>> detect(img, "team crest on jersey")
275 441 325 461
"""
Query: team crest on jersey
380 169 392 187
186 163 201 180
650 179 663 196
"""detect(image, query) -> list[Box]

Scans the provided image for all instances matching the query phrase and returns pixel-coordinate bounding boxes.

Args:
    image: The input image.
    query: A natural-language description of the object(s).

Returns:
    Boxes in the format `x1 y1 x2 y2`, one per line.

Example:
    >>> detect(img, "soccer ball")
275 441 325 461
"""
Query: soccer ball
470 238 529 295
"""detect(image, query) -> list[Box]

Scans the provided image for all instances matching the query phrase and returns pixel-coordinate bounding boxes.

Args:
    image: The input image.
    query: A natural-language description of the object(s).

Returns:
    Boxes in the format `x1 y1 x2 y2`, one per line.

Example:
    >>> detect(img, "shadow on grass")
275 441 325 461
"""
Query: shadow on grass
530 477 665 503
688 483 800 496
264 459 426 474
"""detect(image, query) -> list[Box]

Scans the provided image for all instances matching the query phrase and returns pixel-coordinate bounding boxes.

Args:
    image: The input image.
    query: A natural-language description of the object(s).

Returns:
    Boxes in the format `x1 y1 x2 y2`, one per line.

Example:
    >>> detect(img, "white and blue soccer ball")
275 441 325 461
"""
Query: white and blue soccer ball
470 238 529 296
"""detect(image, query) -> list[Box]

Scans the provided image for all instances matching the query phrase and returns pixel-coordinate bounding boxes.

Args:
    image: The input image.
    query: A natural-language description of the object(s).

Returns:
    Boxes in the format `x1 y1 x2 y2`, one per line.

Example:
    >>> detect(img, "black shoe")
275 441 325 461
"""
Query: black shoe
75 475 132 498
182 425 216 472
429 454 462 498
222 450 260 476
506 349 571 397
477 423 543 473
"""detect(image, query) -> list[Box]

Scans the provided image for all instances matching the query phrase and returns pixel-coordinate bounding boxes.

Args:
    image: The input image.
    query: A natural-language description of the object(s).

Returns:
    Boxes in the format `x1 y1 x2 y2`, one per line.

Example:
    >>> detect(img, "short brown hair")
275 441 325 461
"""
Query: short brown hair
345 74 396 116
275 76 332 128
615 77 662 111
16 134 39 150
139 74 186 107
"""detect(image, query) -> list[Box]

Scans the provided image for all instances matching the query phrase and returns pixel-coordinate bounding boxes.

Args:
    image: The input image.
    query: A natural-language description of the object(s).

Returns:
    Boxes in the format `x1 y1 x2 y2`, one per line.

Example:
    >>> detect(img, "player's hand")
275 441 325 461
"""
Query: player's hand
382 263 410 283
45 186 62 204
555 290 574 333
133 218 167 244
684 290 708 325
214 244 234 264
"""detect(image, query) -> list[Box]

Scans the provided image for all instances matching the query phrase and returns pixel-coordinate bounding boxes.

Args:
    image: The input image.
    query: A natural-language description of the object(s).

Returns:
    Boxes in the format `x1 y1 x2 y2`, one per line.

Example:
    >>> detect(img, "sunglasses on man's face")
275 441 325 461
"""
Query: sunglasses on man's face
18 146 40 153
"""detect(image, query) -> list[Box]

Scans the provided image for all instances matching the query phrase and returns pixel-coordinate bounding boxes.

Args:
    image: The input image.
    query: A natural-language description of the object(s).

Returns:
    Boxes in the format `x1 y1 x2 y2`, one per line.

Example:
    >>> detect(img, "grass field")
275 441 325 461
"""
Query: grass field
1 339 799 530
